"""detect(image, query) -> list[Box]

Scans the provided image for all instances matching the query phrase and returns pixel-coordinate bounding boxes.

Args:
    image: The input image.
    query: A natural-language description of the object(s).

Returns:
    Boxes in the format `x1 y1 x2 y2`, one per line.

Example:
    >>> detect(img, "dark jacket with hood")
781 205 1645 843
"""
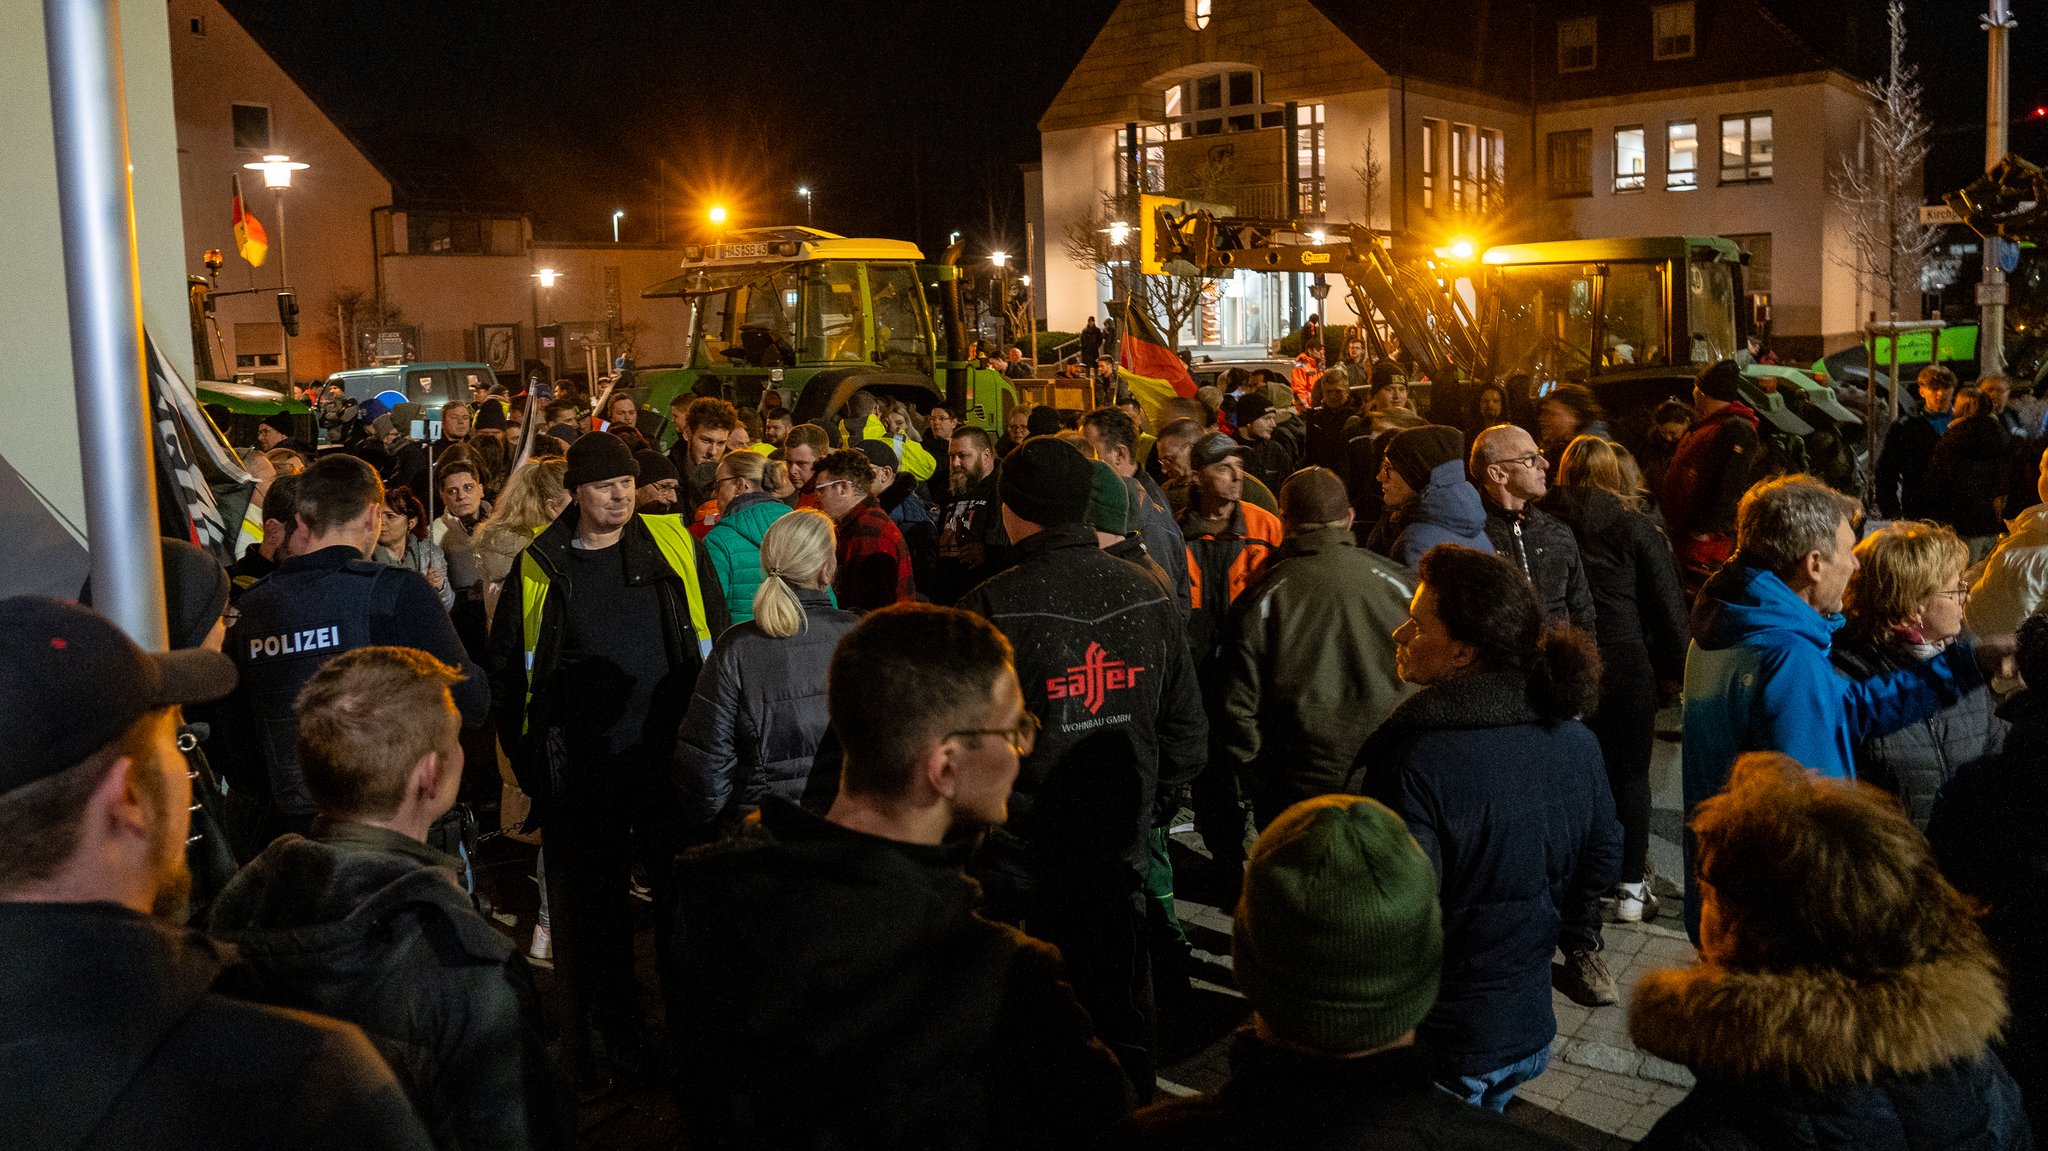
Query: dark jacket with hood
957 524 1208 884
486 506 729 818
1831 631 2006 828
208 820 571 1151
1541 485 1687 692
1373 456 1494 568
1629 920 2027 1151
1104 1034 1571 1151
1662 401 1764 542
1928 413 2013 536
1349 670 1621 1076
0 901 434 1151
1930 688 2048 1134
674 588 859 837
1219 526 1416 825
1482 498 1597 633
1875 409 1950 521
671 798 1134 1150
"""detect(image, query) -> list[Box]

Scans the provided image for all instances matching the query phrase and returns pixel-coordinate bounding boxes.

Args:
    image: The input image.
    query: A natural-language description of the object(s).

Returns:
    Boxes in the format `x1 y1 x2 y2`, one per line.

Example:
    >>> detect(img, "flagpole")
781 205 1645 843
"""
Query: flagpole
43 0 168 649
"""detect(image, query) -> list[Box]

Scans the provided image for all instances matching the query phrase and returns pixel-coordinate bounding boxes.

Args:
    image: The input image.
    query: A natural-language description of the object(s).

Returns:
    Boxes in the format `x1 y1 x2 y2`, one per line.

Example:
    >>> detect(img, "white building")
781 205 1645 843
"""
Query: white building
1033 0 1888 362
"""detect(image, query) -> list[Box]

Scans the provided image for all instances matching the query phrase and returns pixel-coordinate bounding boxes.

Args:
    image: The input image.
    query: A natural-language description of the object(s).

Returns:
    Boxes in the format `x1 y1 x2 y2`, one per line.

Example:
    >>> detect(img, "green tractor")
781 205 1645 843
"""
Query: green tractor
637 227 1015 441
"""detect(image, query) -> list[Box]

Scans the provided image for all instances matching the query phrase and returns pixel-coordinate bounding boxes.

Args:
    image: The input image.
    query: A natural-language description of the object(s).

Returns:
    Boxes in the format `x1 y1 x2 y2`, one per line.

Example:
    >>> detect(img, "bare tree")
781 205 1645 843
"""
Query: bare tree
1063 150 1246 347
1830 0 1938 320
326 286 405 371
1352 131 1384 230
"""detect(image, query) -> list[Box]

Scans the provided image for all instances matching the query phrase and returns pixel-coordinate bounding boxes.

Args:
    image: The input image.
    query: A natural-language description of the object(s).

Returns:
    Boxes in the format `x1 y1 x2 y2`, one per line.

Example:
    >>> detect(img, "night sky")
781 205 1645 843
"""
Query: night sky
223 0 2045 253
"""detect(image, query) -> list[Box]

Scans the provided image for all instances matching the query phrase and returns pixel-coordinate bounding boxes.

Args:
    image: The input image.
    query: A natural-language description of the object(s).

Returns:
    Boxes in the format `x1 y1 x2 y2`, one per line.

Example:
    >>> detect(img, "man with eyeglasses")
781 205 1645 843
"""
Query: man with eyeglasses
811 447 916 610
1470 424 1596 633
670 604 1134 1149
958 436 1208 1103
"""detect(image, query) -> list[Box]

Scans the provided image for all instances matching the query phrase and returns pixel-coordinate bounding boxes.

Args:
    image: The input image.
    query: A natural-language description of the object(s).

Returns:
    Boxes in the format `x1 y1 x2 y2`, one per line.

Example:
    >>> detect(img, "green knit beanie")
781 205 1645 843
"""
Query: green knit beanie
1084 460 1130 535
1233 795 1443 1054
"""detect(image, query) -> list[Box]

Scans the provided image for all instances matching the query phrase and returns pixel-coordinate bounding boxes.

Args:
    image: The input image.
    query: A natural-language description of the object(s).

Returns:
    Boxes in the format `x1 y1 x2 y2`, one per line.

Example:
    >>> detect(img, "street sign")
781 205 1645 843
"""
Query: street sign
1996 237 2022 272
1920 203 1962 226
1977 280 2010 306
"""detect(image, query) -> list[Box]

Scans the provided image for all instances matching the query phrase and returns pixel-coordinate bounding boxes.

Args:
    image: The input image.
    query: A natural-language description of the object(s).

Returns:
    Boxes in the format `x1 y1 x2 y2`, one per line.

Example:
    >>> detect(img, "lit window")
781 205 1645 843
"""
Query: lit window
231 104 271 151
1558 16 1597 73
1480 130 1505 213
1652 2 1696 60
1720 112 1772 183
1614 126 1646 192
1451 123 1473 211
1185 0 1211 31
1548 130 1592 197
1422 119 1440 212
1666 121 1698 189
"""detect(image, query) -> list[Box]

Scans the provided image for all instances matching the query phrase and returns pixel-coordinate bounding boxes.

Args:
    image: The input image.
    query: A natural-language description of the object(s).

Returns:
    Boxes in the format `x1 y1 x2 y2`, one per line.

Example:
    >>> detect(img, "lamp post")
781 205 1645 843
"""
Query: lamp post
612 209 624 243
797 185 812 226
532 267 560 377
242 153 307 387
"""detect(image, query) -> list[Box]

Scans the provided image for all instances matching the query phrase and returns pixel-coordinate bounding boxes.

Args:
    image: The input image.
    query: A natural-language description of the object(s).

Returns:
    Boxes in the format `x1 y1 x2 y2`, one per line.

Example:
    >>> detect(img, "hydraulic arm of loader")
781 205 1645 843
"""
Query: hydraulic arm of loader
1150 208 1491 382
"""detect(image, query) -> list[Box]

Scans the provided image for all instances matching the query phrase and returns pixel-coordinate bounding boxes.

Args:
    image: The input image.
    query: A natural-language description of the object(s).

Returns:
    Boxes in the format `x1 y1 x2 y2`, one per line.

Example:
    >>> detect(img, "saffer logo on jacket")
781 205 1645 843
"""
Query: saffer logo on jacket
1046 642 1146 714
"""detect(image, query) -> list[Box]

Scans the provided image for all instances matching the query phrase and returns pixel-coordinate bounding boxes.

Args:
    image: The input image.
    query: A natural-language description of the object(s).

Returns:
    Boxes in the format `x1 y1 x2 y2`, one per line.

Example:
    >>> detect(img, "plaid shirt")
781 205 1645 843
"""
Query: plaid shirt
835 497 916 610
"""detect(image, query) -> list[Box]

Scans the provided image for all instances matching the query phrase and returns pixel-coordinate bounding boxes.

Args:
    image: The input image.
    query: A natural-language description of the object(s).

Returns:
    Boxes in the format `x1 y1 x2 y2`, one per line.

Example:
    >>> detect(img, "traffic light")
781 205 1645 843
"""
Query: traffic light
276 289 299 337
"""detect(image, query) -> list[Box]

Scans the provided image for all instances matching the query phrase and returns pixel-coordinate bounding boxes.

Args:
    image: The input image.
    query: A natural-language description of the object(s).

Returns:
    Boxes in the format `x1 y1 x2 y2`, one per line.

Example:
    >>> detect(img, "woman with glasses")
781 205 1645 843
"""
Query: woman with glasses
1832 521 2007 828
676 509 858 839
702 449 792 627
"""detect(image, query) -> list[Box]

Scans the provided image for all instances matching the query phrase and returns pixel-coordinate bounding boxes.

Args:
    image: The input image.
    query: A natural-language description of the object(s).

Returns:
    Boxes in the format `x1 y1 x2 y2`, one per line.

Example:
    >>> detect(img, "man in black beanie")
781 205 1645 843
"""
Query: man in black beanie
957 436 1208 1102
486 430 728 1086
255 411 312 457
1661 359 1767 597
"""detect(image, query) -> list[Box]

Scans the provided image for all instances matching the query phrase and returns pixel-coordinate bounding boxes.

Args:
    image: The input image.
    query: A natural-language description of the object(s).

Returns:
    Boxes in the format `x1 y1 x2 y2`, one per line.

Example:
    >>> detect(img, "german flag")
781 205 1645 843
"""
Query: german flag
1115 300 1196 432
232 175 268 267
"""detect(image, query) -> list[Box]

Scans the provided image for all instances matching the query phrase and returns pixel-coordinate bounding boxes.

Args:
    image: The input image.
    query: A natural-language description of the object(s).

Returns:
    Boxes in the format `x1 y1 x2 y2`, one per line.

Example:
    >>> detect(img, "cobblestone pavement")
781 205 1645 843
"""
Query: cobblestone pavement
1159 712 1697 1149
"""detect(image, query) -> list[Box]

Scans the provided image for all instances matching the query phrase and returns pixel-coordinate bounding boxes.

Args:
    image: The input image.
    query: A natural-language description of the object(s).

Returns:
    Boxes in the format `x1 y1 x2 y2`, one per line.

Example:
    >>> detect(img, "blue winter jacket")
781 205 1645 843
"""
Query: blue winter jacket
1681 562 1981 936
1387 458 1494 568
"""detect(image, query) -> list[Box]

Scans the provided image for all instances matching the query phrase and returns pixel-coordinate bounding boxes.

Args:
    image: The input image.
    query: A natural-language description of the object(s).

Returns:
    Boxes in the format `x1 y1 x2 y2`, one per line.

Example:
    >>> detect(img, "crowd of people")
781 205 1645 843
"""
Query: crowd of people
10 348 2048 1151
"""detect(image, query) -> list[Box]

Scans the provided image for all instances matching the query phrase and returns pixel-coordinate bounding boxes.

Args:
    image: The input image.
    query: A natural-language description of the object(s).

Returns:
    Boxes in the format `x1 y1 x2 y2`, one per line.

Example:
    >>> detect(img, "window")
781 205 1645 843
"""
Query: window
1163 67 1265 140
1114 124 1167 193
1652 2 1696 59
1422 119 1440 212
1720 112 1773 183
406 214 527 256
1295 102 1326 217
1614 126 1646 192
1195 75 1222 112
1451 123 1473 211
1558 16 1597 73
1184 0 1211 30
1480 130 1505 214
231 104 271 151
1547 130 1592 197
189 15 206 35
1666 120 1698 189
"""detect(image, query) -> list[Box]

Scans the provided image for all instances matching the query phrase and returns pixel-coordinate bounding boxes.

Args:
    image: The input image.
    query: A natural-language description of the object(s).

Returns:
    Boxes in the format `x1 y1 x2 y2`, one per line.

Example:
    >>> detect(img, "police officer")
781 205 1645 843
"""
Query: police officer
487 430 728 1086
225 454 488 842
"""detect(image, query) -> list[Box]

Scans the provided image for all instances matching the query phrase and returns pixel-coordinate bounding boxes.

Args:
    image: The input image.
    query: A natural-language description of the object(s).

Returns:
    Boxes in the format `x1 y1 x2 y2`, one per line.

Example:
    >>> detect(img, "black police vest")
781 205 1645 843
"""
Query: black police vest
228 559 403 817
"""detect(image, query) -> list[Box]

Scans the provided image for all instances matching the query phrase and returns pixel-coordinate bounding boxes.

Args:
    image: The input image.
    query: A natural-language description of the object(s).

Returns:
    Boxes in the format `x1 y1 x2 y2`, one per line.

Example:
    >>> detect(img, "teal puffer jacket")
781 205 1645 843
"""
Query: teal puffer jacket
705 492 792 627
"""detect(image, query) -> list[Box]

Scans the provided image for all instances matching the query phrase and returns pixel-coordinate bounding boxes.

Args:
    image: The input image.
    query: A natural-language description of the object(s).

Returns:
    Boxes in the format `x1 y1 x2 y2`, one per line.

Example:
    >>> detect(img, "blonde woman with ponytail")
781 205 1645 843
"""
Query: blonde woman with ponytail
675 509 858 835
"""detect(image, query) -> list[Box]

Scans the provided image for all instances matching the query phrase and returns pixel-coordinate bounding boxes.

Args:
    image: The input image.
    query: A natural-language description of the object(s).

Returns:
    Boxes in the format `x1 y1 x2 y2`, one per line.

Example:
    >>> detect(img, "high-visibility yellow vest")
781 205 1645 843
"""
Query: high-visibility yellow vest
517 514 712 733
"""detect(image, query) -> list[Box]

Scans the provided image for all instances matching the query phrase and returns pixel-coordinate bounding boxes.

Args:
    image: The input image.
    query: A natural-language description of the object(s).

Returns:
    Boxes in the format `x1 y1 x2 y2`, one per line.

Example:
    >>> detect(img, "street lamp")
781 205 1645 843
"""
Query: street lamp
242 153 308 386
612 209 625 243
1105 220 1131 247
531 268 561 377
797 185 812 226
990 251 1008 268
535 268 561 289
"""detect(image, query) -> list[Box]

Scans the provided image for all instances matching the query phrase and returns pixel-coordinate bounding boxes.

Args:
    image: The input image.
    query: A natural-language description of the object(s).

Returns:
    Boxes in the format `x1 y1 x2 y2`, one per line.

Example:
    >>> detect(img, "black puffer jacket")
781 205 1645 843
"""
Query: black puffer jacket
1830 632 2006 828
672 799 1134 1150
957 525 1207 880
674 588 858 837
1482 500 1597 632
1540 485 1687 689
208 820 571 1151
1350 670 1620 1076
1630 921 2027 1151
0 902 434 1151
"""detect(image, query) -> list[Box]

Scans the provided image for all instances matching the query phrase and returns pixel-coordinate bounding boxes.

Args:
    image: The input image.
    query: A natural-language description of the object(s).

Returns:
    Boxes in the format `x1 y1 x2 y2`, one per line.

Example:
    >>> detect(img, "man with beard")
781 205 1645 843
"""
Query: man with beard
782 424 831 505
933 425 1003 603
1084 406 1190 614
0 597 435 1149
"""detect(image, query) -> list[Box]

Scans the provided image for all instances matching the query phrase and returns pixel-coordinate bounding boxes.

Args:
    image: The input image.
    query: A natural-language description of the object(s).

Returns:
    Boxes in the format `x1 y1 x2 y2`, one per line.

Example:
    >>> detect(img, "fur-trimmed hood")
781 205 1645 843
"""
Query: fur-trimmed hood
1630 939 2006 1091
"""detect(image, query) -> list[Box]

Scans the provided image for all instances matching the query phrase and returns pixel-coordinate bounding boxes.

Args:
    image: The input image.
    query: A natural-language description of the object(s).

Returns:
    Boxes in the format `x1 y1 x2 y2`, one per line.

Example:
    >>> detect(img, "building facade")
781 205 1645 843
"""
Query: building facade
168 0 693 388
1035 0 1885 362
